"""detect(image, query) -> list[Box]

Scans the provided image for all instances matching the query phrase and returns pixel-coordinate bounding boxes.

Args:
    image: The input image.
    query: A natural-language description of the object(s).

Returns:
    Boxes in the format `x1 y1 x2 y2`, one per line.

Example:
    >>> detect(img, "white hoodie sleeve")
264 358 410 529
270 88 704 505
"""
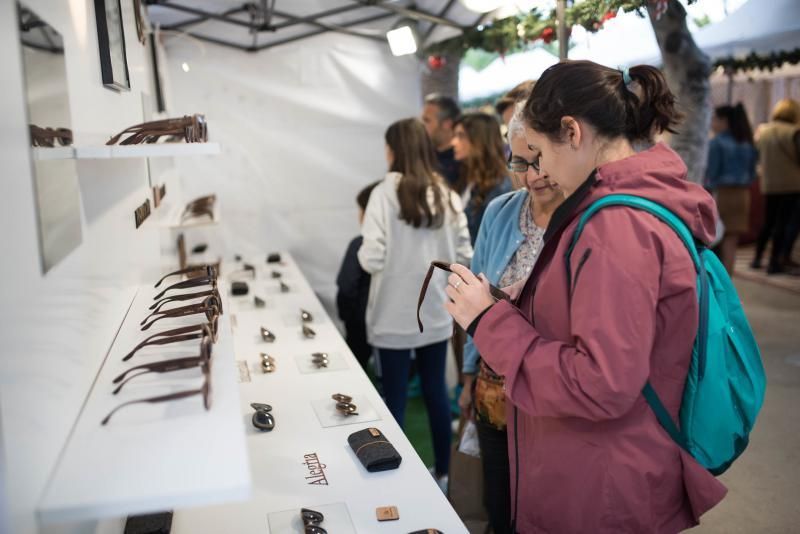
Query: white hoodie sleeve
450 191 473 267
357 182 388 274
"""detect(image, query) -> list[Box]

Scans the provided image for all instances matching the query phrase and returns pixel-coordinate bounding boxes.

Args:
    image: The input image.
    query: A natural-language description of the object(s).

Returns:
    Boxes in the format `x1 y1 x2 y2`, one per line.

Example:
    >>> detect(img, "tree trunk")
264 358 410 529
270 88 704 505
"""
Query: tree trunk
647 0 712 184
420 51 461 101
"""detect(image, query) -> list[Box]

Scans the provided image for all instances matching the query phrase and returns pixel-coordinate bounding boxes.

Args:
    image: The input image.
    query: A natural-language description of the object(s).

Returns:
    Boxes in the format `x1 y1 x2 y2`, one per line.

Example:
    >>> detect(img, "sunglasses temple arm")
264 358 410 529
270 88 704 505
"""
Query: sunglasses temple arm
101 388 203 426
417 264 438 333
122 331 203 361
113 356 203 394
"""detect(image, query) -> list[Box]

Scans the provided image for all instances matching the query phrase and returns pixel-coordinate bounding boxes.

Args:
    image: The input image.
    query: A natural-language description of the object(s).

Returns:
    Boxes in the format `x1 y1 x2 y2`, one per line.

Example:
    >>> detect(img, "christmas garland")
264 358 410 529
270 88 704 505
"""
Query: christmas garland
426 0 694 56
714 48 800 74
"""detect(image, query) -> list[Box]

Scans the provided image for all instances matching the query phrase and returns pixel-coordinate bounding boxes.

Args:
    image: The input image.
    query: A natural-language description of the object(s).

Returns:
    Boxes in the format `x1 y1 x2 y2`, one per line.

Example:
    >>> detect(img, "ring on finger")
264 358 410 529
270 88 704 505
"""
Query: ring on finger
453 279 462 289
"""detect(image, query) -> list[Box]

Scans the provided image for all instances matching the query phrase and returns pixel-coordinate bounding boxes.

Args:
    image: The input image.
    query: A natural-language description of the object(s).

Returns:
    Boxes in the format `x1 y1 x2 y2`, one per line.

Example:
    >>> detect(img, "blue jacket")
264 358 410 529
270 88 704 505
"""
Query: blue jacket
705 132 758 188
463 189 529 374
465 177 513 245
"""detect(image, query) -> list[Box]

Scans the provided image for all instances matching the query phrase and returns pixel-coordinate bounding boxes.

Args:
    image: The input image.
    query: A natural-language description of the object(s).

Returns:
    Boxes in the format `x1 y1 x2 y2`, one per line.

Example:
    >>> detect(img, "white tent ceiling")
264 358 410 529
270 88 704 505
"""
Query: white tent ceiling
459 47 558 101
146 0 493 53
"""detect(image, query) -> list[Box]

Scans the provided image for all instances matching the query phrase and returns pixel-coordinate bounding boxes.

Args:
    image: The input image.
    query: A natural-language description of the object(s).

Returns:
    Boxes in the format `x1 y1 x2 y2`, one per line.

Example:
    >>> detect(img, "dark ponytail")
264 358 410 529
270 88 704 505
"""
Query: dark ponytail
523 60 681 144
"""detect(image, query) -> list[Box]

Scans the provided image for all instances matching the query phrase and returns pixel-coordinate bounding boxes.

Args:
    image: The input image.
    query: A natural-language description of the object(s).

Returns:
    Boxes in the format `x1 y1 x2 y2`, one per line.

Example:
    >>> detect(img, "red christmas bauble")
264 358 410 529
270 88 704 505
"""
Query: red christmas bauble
541 27 555 44
427 55 446 70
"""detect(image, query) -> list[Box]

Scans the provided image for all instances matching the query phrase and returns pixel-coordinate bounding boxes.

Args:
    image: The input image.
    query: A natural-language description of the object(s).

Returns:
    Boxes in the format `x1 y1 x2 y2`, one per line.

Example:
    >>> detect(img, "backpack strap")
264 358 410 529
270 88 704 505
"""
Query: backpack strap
565 194 711 452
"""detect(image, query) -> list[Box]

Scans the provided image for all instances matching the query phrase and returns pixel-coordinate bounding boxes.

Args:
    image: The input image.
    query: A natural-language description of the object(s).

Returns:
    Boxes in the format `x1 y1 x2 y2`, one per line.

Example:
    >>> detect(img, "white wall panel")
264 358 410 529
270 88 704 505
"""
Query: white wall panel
0 1 162 533
163 33 422 313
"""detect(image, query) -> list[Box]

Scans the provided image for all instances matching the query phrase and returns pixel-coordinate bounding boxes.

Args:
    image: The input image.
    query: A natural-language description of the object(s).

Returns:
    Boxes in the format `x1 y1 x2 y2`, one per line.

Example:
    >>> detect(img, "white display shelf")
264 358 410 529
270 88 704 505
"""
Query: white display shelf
65 142 221 160
165 253 468 534
32 146 75 160
37 284 250 524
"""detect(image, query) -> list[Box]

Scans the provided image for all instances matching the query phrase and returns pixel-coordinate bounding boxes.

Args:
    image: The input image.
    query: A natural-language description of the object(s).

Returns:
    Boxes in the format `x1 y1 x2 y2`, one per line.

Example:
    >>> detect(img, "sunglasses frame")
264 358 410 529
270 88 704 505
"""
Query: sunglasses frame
417 261 509 333
122 320 218 362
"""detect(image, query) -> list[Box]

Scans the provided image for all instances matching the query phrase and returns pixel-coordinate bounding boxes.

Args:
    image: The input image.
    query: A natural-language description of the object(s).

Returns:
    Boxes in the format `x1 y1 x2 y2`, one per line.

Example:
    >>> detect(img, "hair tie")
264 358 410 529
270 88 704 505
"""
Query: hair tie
619 66 633 86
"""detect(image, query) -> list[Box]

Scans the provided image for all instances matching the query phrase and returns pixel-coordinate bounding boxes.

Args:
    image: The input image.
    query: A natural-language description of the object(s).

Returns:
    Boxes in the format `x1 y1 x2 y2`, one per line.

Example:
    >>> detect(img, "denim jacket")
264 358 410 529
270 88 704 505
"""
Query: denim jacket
463 189 529 374
705 132 757 188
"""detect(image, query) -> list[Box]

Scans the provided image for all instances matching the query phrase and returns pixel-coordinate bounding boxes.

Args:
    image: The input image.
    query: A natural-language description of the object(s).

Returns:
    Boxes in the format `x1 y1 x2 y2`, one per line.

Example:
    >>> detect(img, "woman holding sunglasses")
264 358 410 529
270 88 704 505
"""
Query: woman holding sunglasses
358 118 472 490
445 61 726 532
458 102 564 534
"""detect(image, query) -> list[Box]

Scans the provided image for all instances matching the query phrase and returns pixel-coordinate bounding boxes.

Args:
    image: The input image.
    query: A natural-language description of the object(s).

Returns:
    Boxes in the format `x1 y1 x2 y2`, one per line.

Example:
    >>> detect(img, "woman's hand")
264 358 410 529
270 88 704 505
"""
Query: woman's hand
459 374 475 421
444 263 496 330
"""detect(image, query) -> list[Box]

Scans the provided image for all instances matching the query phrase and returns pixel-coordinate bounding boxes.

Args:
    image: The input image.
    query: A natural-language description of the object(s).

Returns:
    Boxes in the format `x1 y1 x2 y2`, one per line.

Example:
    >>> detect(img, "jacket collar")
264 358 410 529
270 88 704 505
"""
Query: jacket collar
543 170 597 243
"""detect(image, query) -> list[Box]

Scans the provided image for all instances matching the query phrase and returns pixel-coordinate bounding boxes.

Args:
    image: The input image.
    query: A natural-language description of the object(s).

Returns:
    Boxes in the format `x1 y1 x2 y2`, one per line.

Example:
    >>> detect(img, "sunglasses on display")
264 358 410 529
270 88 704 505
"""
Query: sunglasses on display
149 287 223 314
101 337 213 426
153 274 218 302
106 114 208 146
112 327 213 394
250 403 275 431
122 320 219 362
29 124 73 147
261 327 276 343
417 261 509 333
302 324 316 339
260 353 276 373
300 508 326 534
154 264 218 289
140 296 221 331
180 196 216 223
332 393 358 416
311 352 329 368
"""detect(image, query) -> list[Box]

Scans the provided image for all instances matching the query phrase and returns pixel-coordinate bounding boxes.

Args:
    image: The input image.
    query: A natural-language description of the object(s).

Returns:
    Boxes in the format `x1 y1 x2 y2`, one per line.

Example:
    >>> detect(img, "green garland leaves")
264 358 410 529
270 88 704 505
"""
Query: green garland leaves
715 48 800 74
426 0 694 56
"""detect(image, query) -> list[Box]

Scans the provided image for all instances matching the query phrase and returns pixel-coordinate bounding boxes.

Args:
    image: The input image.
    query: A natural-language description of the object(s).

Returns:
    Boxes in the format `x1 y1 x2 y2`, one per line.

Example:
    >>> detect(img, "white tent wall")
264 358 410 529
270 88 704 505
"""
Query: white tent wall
163 34 421 315
0 1 164 533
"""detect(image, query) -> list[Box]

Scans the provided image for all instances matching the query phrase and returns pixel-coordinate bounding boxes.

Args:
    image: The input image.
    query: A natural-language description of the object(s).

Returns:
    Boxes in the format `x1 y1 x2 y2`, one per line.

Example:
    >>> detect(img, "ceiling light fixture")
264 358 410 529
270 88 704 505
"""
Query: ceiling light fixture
387 19 417 56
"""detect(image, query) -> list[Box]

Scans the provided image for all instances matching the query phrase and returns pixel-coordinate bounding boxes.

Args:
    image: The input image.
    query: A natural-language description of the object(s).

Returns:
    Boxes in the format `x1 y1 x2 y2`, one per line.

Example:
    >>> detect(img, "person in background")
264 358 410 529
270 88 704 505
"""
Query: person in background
451 112 514 244
444 60 726 532
358 118 472 490
495 80 536 159
336 181 380 371
458 102 564 534
752 99 800 274
495 80 536 127
421 93 461 188
705 104 758 274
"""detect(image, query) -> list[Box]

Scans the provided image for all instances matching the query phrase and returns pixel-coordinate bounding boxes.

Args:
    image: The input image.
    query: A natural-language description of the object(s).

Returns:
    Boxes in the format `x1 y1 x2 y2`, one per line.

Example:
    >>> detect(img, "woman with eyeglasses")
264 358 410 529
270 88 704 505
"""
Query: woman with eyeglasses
444 61 727 532
456 101 563 534
451 112 514 244
358 118 472 488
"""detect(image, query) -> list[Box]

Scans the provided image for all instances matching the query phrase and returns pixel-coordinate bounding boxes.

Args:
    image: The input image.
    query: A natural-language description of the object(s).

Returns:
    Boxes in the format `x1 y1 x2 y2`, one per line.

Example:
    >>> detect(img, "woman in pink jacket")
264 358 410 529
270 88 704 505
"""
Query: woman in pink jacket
444 60 727 533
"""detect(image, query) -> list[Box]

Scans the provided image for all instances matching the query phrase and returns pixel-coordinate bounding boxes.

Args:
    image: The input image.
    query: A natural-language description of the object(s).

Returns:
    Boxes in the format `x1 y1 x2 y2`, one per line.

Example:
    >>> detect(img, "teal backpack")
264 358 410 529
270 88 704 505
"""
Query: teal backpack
566 194 766 475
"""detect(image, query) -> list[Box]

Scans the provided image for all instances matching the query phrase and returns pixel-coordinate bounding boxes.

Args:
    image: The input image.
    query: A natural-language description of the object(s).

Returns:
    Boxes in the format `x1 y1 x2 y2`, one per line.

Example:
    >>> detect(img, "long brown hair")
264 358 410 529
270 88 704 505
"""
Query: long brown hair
455 112 508 210
524 60 681 144
385 118 448 229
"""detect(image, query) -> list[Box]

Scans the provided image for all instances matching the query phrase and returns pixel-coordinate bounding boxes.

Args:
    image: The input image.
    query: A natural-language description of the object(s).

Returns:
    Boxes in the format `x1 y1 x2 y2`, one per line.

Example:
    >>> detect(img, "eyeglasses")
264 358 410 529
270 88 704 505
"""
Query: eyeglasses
417 261 509 332
149 287 223 315
153 274 218 301
106 114 208 145
122 320 218 362
101 337 213 425
301 508 326 534
140 296 221 331
250 403 275 431
154 264 217 289
112 327 213 394
508 155 541 174
332 393 358 416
